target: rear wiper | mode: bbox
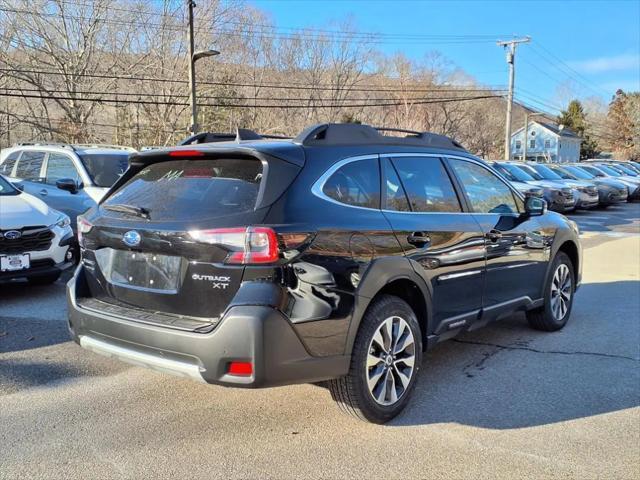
[103,203,151,219]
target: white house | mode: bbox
[511,121,582,163]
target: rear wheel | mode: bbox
[527,252,574,331]
[27,273,61,285]
[328,295,422,424]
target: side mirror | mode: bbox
[56,178,80,194]
[524,196,546,216]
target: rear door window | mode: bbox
[105,159,263,221]
[389,157,461,212]
[14,151,45,181]
[322,159,380,209]
[0,151,21,176]
[45,153,81,185]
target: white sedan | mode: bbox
[0,174,76,284]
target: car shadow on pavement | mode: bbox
[392,280,640,429]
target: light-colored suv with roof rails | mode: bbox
[0,143,134,230]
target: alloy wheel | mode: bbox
[366,316,416,406]
[550,263,572,321]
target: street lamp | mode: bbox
[188,49,220,135]
[187,0,220,134]
[521,111,545,162]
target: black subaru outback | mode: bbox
[67,124,582,423]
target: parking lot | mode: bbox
[1,203,639,480]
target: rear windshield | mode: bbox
[79,153,129,187]
[104,159,262,221]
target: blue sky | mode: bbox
[249,0,640,114]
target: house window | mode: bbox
[515,140,521,150]
[544,139,551,148]
[529,139,535,149]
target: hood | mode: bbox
[595,178,629,189]
[0,192,60,230]
[528,179,568,190]
[558,179,595,189]
[510,181,542,193]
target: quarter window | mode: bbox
[14,151,45,180]
[322,159,380,209]
[448,159,519,214]
[390,157,461,213]
[45,153,80,185]
[0,151,20,176]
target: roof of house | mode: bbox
[511,120,581,139]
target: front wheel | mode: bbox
[328,295,422,424]
[527,252,575,331]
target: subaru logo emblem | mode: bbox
[3,230,21,240]
[123,230,141,247]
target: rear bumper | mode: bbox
[67,267,349,388]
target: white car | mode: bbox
[0,174,76,284]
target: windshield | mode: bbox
[549,166,576,180]
[104,159,263,222]
[565,166,594,180]
[595,164,621,177]
[515,164,543,180]
[491,163,516,181]
[612,164,638,176]
[79,152,130,187]
[497,163,535,181]
[0,175,19,196]
[532,164,563,180]
[580,165,607,177]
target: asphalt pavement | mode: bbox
[1,203,639,480]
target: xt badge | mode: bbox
[192,273,231,289]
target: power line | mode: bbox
[0,67,506,93]
[1,90,504,108]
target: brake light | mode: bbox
[227,361,253,376]
[168,150,204,157]
[77,216,93,245]
[189,226,279,264]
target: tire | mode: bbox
[527,251,575,331]
[27,272,61,285]
[328,295,423,424]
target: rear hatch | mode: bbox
[80,152,300,327]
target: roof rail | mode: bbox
[13,142,135,152]
[293,123,466,150]
[73,143,136,152]
[14,142,75,150]
[179,128,292,145]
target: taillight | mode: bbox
[189,226,279,264]
[77,216,93,245]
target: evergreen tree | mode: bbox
[557,99,600,159]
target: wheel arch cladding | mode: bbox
[558,240,579,283]
[345,258,432,355]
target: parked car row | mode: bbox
[0,143,133,283]
[491,160,639,212]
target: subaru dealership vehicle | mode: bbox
[548,164,628,206]
[526,163,599,209]
[0,174,75,284]
[67,124,582,423]
[489,162,543,198]
[576,164,640,201]
[492,161,576,212]
[0,143,133,230]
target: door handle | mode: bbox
[407,232,431,248]
[39,189,48,196]
[485,230,502,242]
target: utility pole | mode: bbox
[187,0,198,135]
[497,37,530,160]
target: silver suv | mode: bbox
[0,143,134,230]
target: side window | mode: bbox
[383,158,410,211]
[14,151,45,181]
[448,159,519,214]
[45,153,80,185]
[0,151,21,176]
[322,159,380,209]
[390,157,461,213]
